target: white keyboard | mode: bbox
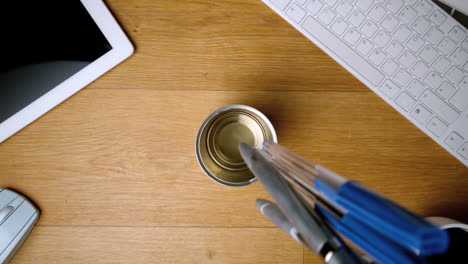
[263,0,468,166]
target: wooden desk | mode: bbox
[1,1,467,263]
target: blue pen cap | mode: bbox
[336,181,450,256]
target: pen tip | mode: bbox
[239,143,255,168]
[255,199,273,213]
[255,198,269,208]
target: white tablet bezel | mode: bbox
[0,0,134,142]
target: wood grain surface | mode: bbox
[11,227,302,264]
[1,0,467,263]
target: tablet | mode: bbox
[0,0,134,142]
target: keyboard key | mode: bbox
[356,0,373,12]
[463,37,468,49]
[406,79,425,97]
[306,0,324,15]
[399,6,417,24]
[411,61,430,78]
[419,45,438,63]
[449,79,468,111]
[439,16,459,35]
[426,117,448,136]
[386,0,404,13]
[380,80,401,98]
[432,56,451,74]
[361,21,379,38]
[449,47,468,66]
[394,69,411,86]
[302,16,385,86]
[343,28,361,45]
[437,82,457,100]
[331,18,349,35]
[445,132,464,149]
[369,4,387,22]
[454,105,468,134]
[271,0,291,10]
[411,104,432,124]
[458,143,468,160]
[424,72,443,89]
[416,0,434,16]
[448,26,467,42]
[454,112,468,142]
[296,0,307,5]
[335,0,353,17]
[429,10,447,26]
[425,27,444,45]
[348,10,366,27]
[396,91,417,111]
[412,17,431,34]
[437,37,456,56]
[381,58,399,75]
[324,0,338,6]
[318,8,336,25]
[446,66,464,85]
[373,30,391,48]
[386,40,404,58]
[407,36,425,53]
[420,89,459,123]
[459,76,468,91]
[398,51,417,69]
[406,0,418,5]
[456,113,468,141]
[394,25,412,43]
[381,14,399,33]
[356,38,374,55]
[287,3,307,23]
[369,49,387,66]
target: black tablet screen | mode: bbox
[0,1,112,123]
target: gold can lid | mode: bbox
[196,105,277,187]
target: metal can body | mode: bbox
[196,105,277,186]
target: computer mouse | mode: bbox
[0,189,39,264]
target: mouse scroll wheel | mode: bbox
[0,206,14,222]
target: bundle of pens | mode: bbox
[238,141,451,264]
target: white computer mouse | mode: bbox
[0,189,39,264]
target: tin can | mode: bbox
[196,105,277,186]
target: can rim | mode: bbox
[195,105,277,187]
